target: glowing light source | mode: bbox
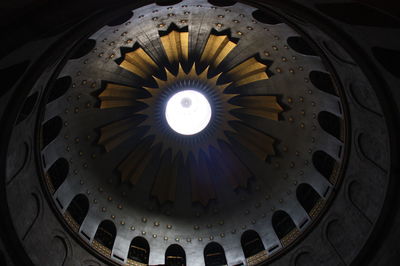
[165,90,212,135]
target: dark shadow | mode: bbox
[128,237,150,264]
[94,220,116,250]
[204,242,227,266]
[272,210,296,239]
[241,230,265,258]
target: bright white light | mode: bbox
[165,90,212,135]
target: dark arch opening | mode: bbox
[372,47,400,78]
[315,3,400,28]
[16,91,38,124]
[208,0,237,7]
[313,150,336,181]
[66,194,89,227]
[287,36,317,56]
[252,10,282,25]
[318,111,342,140]
[204,242,227,266]
[0,250,6,266]
[0,60,30,97]
[128,237,150,264]
[47,158,69,192]
[241,230,265,258]
[155,0,182,6]
[309,71,337,96]
[94,220,116,251]
[70,39,96,59]
[272,210,296,239]
[165,244,186,266]
[296,183,322,213]
[107,11,133,26]
[42,116,63,148]
[47,76,71,103]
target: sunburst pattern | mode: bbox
[98,27,283,205]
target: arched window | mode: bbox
[65,194,89,231]
[313,150,337,181]
[42,116,63,148]
[318,111,342,140]
[47,158,69,193]
[47,76,71,103]
[128,237,150,264]
[296,183,322,214]
[272,210,296,240]
[241,230,265,258]
[204,242,227,266]
[165,244,186,266]
[93,220,116,254]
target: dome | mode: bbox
[1,0,399,265]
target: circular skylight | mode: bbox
[165,90,212,135]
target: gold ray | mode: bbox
[230,123,276,161]
[189,152,216,206]
[98,117,143,152]
[99,28,282,205]
[151,150,180,204]
[142,86,159,97]
[99,83,143,109]
[227,57,269,87]
[233,96,283,120]
[160,31,189,64]
[176,63,187,79]
[216,83,233,94]
[119,47,158,79]
[235,109,280,120]
[118,138,155,184]
[138,86,161,108]
[208,72,223,86]
[153,67,176,88]
[198,66,209,80]
[187,63,198,78]
[200,34,237,68]
[216,141,252,189]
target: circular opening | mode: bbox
[165,90,212,135]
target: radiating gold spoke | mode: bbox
[98,26,284,205]
[189,151,216,206]
[161,31,189,64]
[151,149,181,204]
[119,47,158,79]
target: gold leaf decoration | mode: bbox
[98,27,284,206]
[151,150,181,204]
[117,138,156,184]
[189,151,216,206]
[229,122,276,161]
[160,30,189,64]
[233,96,283,121]
[226,57,269,87]
[98,116,144,152]
[119,47,158,79]
[199,34,237,68]
[99,83,144,109]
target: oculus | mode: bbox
[165,90,212,136]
